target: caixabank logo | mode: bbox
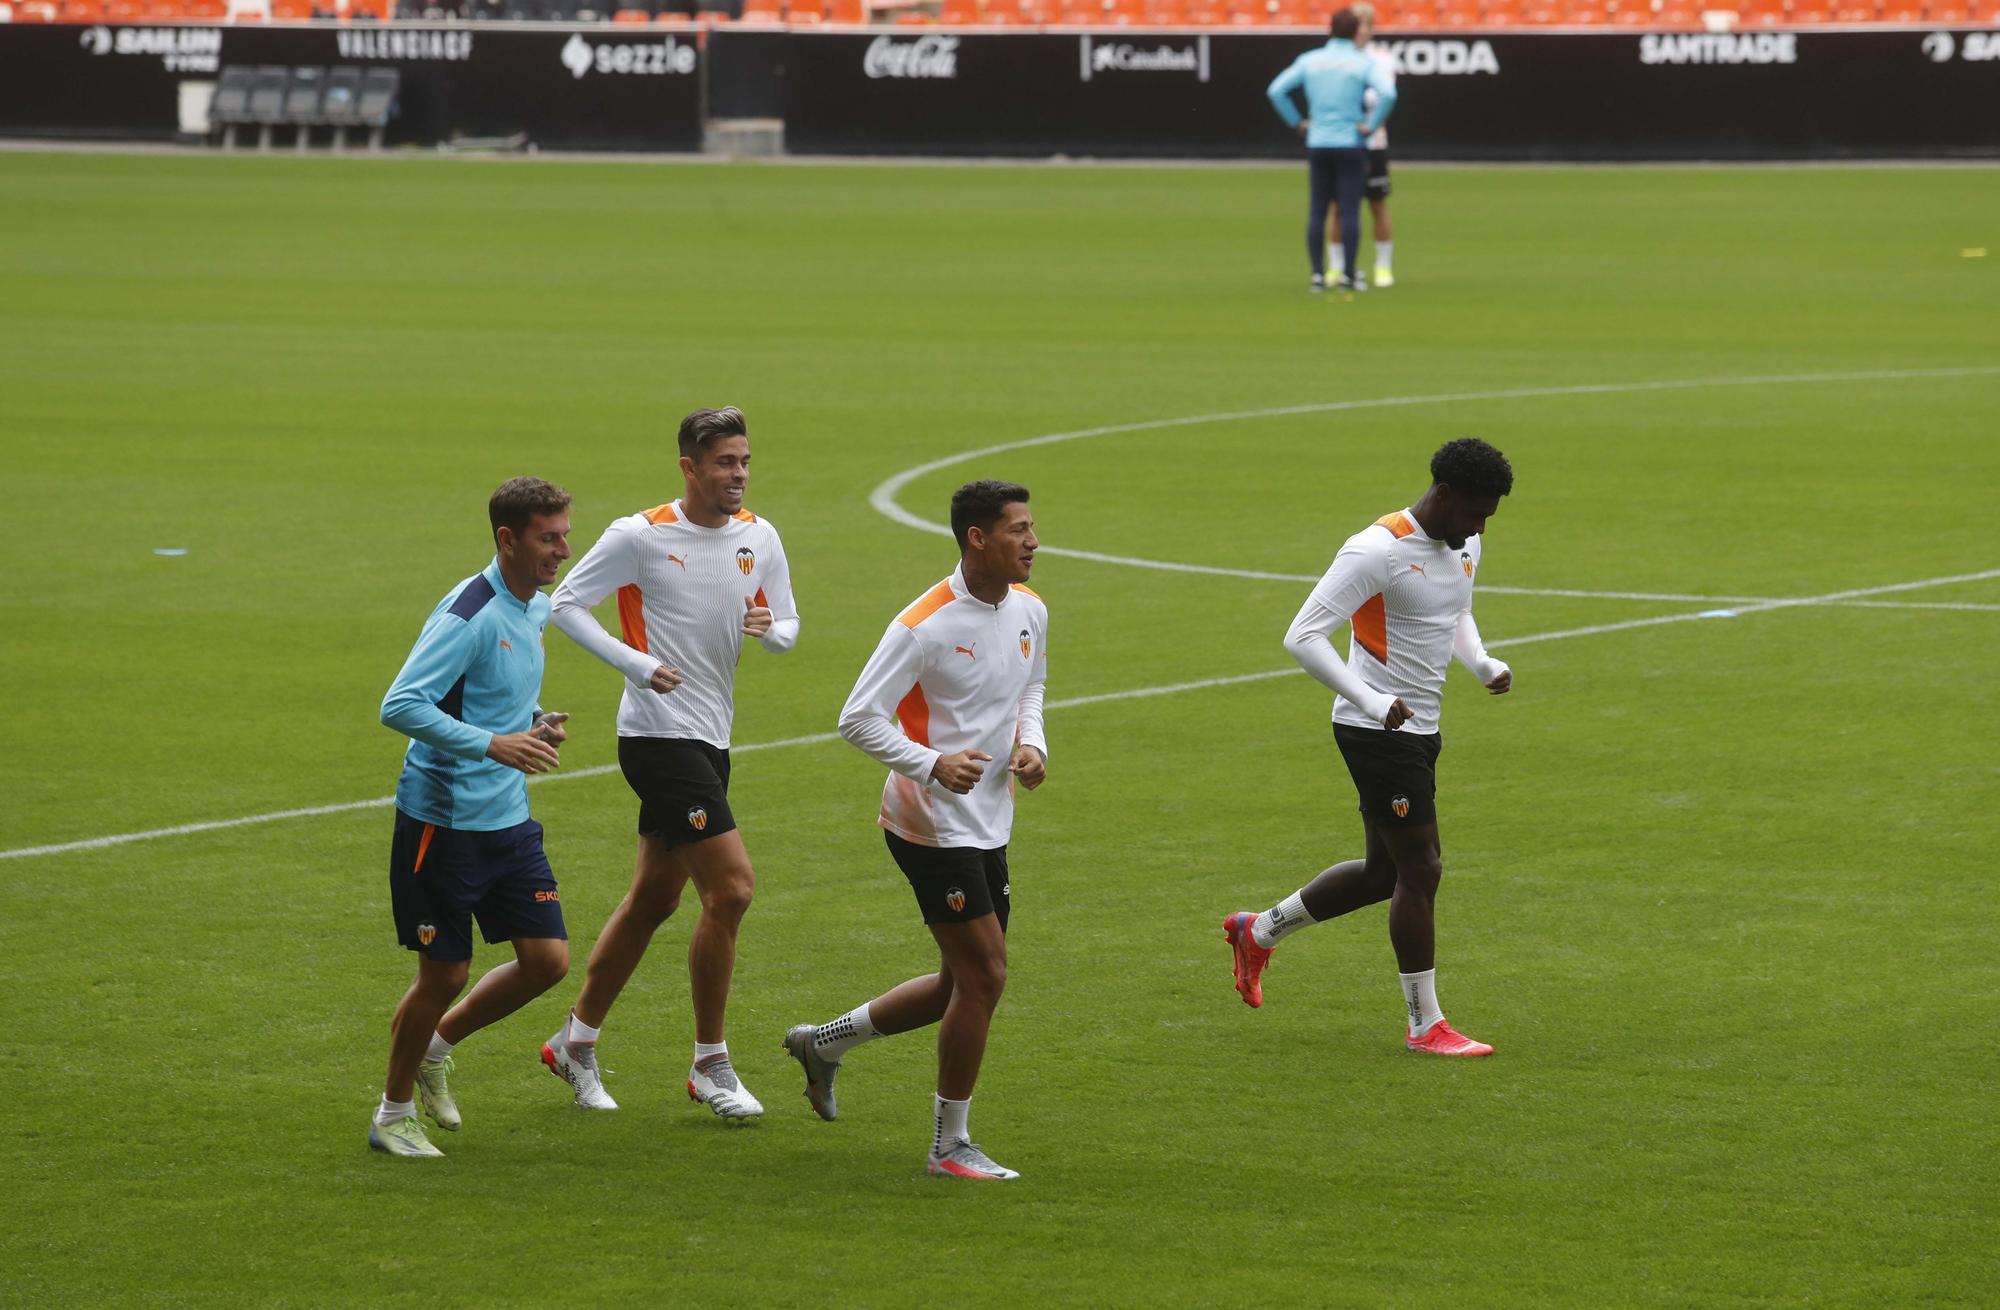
[560,32,697,80]
[1078,34,1211,82]
[79,24,221,72]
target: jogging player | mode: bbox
[785,480,1048,1181]
[1267,7,1398,293]
[541,406,799,1119]
[1224,439,1513,1056]
[371,476,576,1158]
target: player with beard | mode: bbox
[785,480,1048,1181]
[1224,439,1513,1056]
[540,406,800,1119]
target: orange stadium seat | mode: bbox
[1481,0,1521,20]
[1786,2,1828,17]
[1018,0,1056,19]
[1927,0,1967,18]
[1563,0,1606,19]
[788,0,827,20]
[1654,0,1700,20]
[59,0,103,18]
[1224,0,1260,22]
[739,1,781,17]
[271,0,311,16]
[656,8,695,18]
[892,8,931,19]
[826,0,862,17]
[1608,0,1650,20]
[696,9,733,19]
[1875,0,1922,15]
[1184,0,1226,21]
[613,7,649,19]
[1060,0,1103,19]
[1738,0,1787,24]
[1105,0,1145,22]
[1145,0,1187,21]
[1437,0,1481,23]
[15,0,58,17]
[939,0,975,17]
[1393,3,1445,25]
[1829,1,1872,16]
[1267,0,1308,21]
[1521,1,1562,20]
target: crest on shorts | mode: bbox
[736,547,755,576]
[1391,795,1411,819]
[416,922,437,946]
[1019,628,1031,659]
[945,887,966,913]
[688,807,708,831]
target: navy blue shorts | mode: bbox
[389,810,566,962]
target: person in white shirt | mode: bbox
[1330,3,1398,288]
[1225,439,1512,1057]
[784,480,1048,1182]
[538,406,800,1119]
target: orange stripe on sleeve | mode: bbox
[1010,583,1042,600]
[897,683,932,746]
[617,584,649,654]
[753,587,768,608]
[1374,511,1417,539]
[732,509,757,523]
[1353,594,1388,664]
[414,823,437,874]
[897,580,958,630]
[644,503,679,524]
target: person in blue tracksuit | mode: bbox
[1267,7,1398,292]
[367,476,576,1158]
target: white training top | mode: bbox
[1364,46,1395,151]
[1283,508,1505,736]
[838,565,1049,851]
[550,500,799,749]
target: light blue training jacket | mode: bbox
[1266,38,1398,150]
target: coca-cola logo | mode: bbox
[863,35,959,80]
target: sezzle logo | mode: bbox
[336,29,472,61]
[1374,39,1498,76]
[863,34,959,79]
[736,547,755,575]
[687,806,708,831]
[945,887,967,913]
[81,24,221,71]
[1079,34,1210,82]
[561,32,697,80]
[1638,32,1796,64]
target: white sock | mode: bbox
[1325,242,1338,275]
[813,1003,879,1062]
[375,1095,416,1126]
[693,1040,728,1063]
[933,1094,971,1152]
[1375,240,1393,271]
[1400,968,1444,1037]
[424,1033,454,1064]
[566,1013,601,1045]
[1252,891,1317,950]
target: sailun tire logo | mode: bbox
[560,32,697,79]
[1375,39,1498,76]
[863,34,959,79]
[80,24,221,71]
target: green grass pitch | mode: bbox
[2,152,1996,1307]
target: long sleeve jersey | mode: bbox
[839,565,1049,850]
[1283,509,1506,735]
[381,559,549,831]
[1267,37,1398,149]
[549,501,798,750]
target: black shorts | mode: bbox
[618,736,735,848]
[389,810,566,963]
[1366,148,1392,200]
[884,830,1010,934]
[1334,724,1440,828]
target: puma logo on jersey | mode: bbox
[499,639,512,651]
[666,554,688,569]
[954,643,978,660]
[1409,563,1427,576]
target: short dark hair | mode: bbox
[678,406,748,461]
[1330,8,1360,37]
[1430,438,1513,498]
[950,480,1030,550]
[489,476,571,541]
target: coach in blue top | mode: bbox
[368,476,576,1159]
[1267,8,1397,293]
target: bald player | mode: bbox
[1224,438,1512,1056]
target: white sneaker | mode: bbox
[927,1138,1019,1181]
[414,1055,461,1132]
[1373,266,1395,288]
[687,1052,763,1120]
[541,1031,618,1111]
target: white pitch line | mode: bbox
[8,566,1995,865]
[868,364,2000,591]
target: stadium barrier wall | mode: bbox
[2,22,1996,158]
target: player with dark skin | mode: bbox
[1286,478,1506,974]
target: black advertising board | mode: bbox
[774,27,2000,160]
[2,22,1996,158]
[0,22,705,150]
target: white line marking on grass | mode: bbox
[8,567,1993,865]
[868,365,2000,587]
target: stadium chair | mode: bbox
[1481,0,1521,20]
[1926,0,1966,17]
[892,8,930,19]
[1607,0,1650,19]
[282,64,323,149]
[1738,0,1786,24]
[1875,0,1921,16]
[14,1,57,18]
[209,67,255,147]
[939,0,976,17]
[1437,0,1481,24]
[1828,0,1871,15]
[738,1,779,17]
[1145,0,1187,21]
[349,66,397,149]
[58,0,103,19]
[1561,0,1605,18]
[243,65,288,148]
[316,64,360,144]
[1654,0,1699,20]
[612,6,649,18]
[1521,0,1561,20]
[695,8,732,19]
[271,0,310,15]
[826,0,862,18]
[1056,0,1099,19]
[1785,1,1827,16]
[787,0,826,19]
[656,6,693,15]
[1267,0,1308,21]
[1185,0,1226,20]
[1104,0,1144,21]
[1392,2,1445,25]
